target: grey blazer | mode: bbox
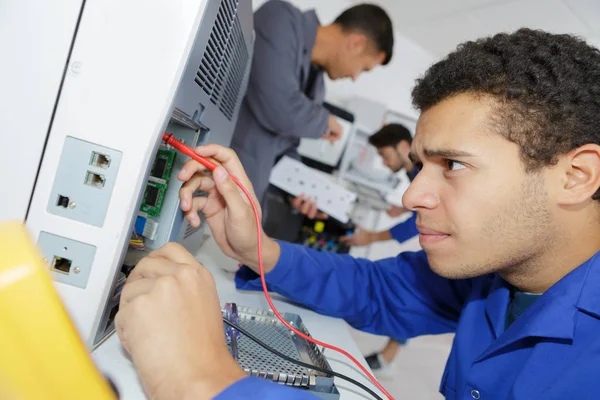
[230,0,328,216]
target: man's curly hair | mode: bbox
[412,28,600,199]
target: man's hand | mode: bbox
[290,194,328,220]
[340,229,375,246]
[321,115,343,143]
[177,145,280,270]
[341,229,392,246]
[386,205,408,218]
[115,243,246,400]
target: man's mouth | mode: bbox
[416,225,450,245]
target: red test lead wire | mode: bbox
[162,132,394,400]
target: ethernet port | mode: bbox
[90,152,111,169]
[84,171,106,188]
[51,256,72,275]
[57,195,70,208]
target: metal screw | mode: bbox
[69,202,76,209]
[70,61,82,75]
[74,267,81,274]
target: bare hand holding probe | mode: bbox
[162,132,393,400]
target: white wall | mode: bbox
[252,0,437,123]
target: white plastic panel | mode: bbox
[297,117,354,167]
[269,156,356,223]
[0,0,83,221]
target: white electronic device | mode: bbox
[297,103,355,167]
[1,0,254,348]
[297,118,354,167]
[269,156,357,223]
[338,124,401,195]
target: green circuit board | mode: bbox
[149,149,177,182]
[140,180,166,217]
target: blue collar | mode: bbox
[477,251,600,362]
[407,167,419,182]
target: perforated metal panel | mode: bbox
[221,304,338,396]
[195,0,249,120]
[235,318,312,377]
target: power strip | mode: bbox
[268,156,356,223]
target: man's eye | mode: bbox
[446,160,466,171]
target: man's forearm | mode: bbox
[241,235,281,274]
[150,359,246,400]
[372,230,393,243]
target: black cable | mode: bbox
[223,318,383,400]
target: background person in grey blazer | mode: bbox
[230,0,394,222]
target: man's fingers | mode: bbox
[300,198,312,215]
[127,255,179,282]
[308,202,318,219]
[212,166,250,220]
[184,196,209,227]
[120,277,155,306]
[126,242,200,282]
[191,145,254,191]
[316,212,329,220]
[114,309,130,354]
[149,242,202,266]
[180,174,214,211]
[177,158,215,182]
[292,194,304,209]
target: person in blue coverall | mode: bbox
[340,123,419,375]
[115,29,600,399]
[341,123,419,248]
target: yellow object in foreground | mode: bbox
[0,222,115,400]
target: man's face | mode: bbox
[402,93,557,279]
[326,34,385,81]
[377,145,406,173]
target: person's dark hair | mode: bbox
[369,123,412,148]
[412,28,600,199]
[334,4,394,65]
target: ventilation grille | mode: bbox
[183,222,200,240]
[195,0,249,120]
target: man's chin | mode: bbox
[426,255,481,280]
[325,70,346,81]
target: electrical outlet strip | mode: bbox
[269,156,356,223]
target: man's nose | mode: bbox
[402,173,440,211]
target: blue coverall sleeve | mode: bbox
[214,377,318,399]
[235,242,474,338]
[389,213,419,243]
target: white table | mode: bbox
[93,234,384,399]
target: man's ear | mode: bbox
[346,32,367,53]
[558,144,600,205]
[396,140,411,156]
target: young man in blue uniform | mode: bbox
[341,123,419,374]
[342,123,419,247]
[116,29,600,399]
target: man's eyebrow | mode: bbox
[410,148,476,162]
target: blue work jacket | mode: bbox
[389,212,418,243]
[215,242,600,399]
